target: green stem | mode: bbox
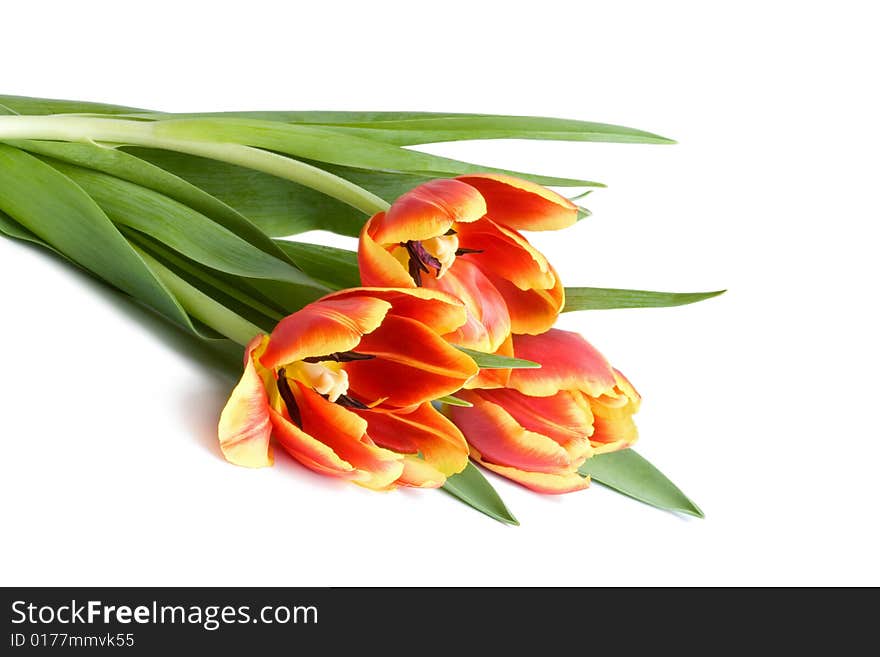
[134,246,262,346]
[0,115,390,215]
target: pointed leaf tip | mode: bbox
[442,462,519,525]
[563,287,726,311]
[578,449,703,518]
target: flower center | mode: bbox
[400,231,483,286]
[296,361,349,402]
[421,233,459,278]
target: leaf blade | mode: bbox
[442,462,519,525]
[455,346,541,370]
[578,449,703,518]
[154,118,603,188]
[0,144,207,336]
[564,287,726,311]
[5,138,295,264]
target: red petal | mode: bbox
[456,218,555,291]
[449,391,572,473]
[456,174,577,231]
[369,179,486,244]
[358,214,417,288]
[508,329,617,397]
[218,335,274,468]
[587,369,641,454]
[345,315,479,408]
[471,447,590,494]
[357,403,469,481]
[476,388,593,464]
[483,268,564,335]
[284,381,404,490]
[324,286,467,336]
[425,258,511,353]
[261,296,392,368]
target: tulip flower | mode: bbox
[358,174,577,355]
[446,329,640,494]
[218,288,477,489]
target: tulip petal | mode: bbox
[471,448,590,494]
[397,456,447,488]
[508,329,618,398]
[476,388,594,464]
[456,174,577,231]
[324,286,468,336]
[261,296,392,368]
[345,315,479,408]
[370,178,487,244]
[270,407,359,478]
[484,268,564,335]
[218,335,274,468]
[449,391,572,473]
[288,381,404,490]
[358,215,418,288]
[356,403,469,481]
[425,258,512,353]
[587,369,641,454]
[456,219,555,291]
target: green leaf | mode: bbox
[6,139,294,264]
[274,240,360,289]
[442,462,519,525]
[120,108,674,146]
[0,94,145,116]
[564,287,726,311]
[122,227,283,332]
[0,144,209,337]
[435,394,473,408]
[41,158,328,293]
[455,346,541,370]
[153,118,603,188]
[578,449,703,518]
[126,148,377,237]
[278,116,676,147]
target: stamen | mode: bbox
[455,247,484,256]
[302,351,375,363]
[334,394,370,410]
[276,368,302,427]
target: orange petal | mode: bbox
[425,258,511,353]
[397,456,448,488]
[287,381,404,490]
[218,335,275,468]
[471,447,590,494]
[508,329,617,398]
[345,315,479,408]
[456,218,556,291]
[324,286,467,336]
[261,295,392,368]
[456,174,577,231]
[370,179,487,244]
[483,267,564,335]
[356,403,469,482]
[270,407,358,479]
[587,369,641,454]
[475,388,593,464]
[358,214,417,288]
[463,334,514,389]
[449,391,573,474]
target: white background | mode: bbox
[1,1,877,586]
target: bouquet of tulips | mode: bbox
[0,95,721,523]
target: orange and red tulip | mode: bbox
[218,288,476,489]
[358,174,577,354]
[446,329,640,494]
